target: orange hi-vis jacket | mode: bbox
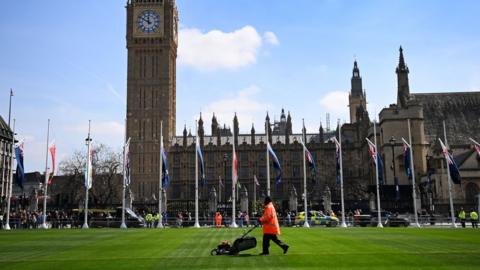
[215,213,222,227]
[260,202,280,235]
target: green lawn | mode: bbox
[0,227,479,270]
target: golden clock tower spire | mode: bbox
[126,0,178,201]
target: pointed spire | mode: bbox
[265,111,270,122]
[396,46,410,107]
[280,108,286,122]
[251,123,255,134]
[398,46,406,70]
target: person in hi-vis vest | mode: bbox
[259,196,289,255]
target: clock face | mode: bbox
[137,10,161,33]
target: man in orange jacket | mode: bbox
[259,196,289,255]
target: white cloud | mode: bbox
[66,121,124,144]
[201,85,271,132]
[179,26,278,71]
[263,31,279,46]
[319,91,349,124]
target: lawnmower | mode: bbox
[210,225,257,255]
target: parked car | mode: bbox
[295,211,339,227]
[370,211,410,227]
[90,208,146,228]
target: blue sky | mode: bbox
[0,0,479,172]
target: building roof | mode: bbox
[171,131,336,147]
[411,91,480,145]
[0,115,13,140]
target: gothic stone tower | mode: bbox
[126,0,178,200]
[348,60,367,123]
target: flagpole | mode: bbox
[194,120,200,228]
[253,175,256,215]
[443,121,457,228]
[83,120,92,229]
[40,119,50,229]
[120,119,128,229]
[266,124,270,197]
[231,121,238,228]
[301,119,310,228]
[407,119,420,227]
[157,121,164,228]
[373,121,383,228]
[4,119,15,230]
[338,125,347,228]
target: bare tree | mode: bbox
[58,143,122,208]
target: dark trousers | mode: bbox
[262,234,288,254]
[461,219,466,228]
[472,220,478,228]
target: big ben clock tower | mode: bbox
[126,0,178,200]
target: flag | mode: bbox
[123,138,131,187]
[15,142,25,189]
[254,175,260,186]
[475,144,480,157]
[219,176,224,188]
[333,138,341,184]
[233,146,238,186]
[403,141,413,180]
[48,141,56,185]
[301,141,317,176]
[267,142,283,185]
[366,138,384,184]
[196,136,206,187]
[439,139,461,184]
[85,144,93,189]
[161,146,170,188]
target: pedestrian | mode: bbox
[244,211,249,227]
[470,209,478,228]
[259,196,289,255]
[145,212,153,228]
[215,212,222,228]
[459,208,466,228]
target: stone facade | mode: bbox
[126,0,178,204]
[0,115,14,201]
[380,47,480,212]
[124,2,480,214]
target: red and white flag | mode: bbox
[48,141,56,185]
[232,148,238,186]
[366,138,377,165]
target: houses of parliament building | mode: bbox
[125,0,480,213]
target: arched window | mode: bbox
[465,182,479,203]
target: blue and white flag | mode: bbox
[196,136,206,187]
[123,138,131,187]
[366,138,384,185]
[85,145,93,189]
[403,141,413,180]
[15,142,25,189]
[161,146,170,188]
[439,139,461,185]
[267,142,283,185]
